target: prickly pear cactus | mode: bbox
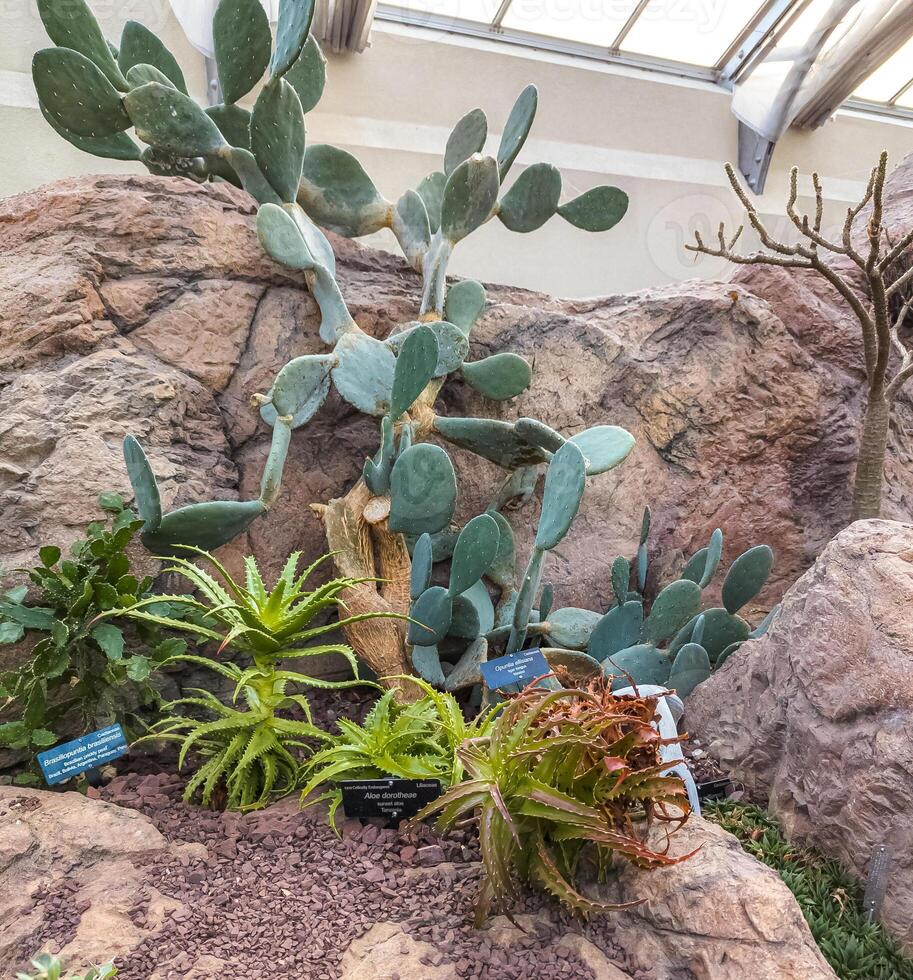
[33,0,636,696]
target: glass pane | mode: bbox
[774,0,869,56]
[854,36,913,103]
[501,0,640,49]
[387,0,502,24]
[620,0,768,67]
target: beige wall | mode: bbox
[3,3,913,296]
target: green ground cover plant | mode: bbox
[705,800,913,980]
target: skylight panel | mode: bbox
[500,0,640,50]
[853,35,913,103]
[619,0,769,67]
[390,0,502,24]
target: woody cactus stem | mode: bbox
[686,153,913,522]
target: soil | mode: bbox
[72,691,654,980]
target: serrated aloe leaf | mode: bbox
[669,643,712,698]
[535,442,587,552]
[545,607,601,651]
[568,425,635,476]
[251,78,306,203]
[441,155,500,244]
[39,100,140,161]
[392,189,432,270]
[416,171,446,233]
[141,500,266,555]
[205,104,251,150]
[412,645,446,686]
[602,643,669,691]
[433,417,548,469]
[558,186,629,232]
[119,21,187,93]
[332,331,395,416]
[408,586,453,646]
[448,513,500,597]
[285,36,326,114]
[722,545,774,614]
[299,144,390,237]
[390,324,438,421]
[272,0,316,77]
[410,533,434,601]
[497,84,537,179]
[37,0,127,89]
[699,528,724,589]
[263,353,333,428]
[498,163,561,233]
[444,280,486,337]
[444,107,487,176]
[125,82,226,157]
[125,64,175,89]
[33,48,131,139]
[123,436,162,531]
[214,0,272,104]
[589,601,643,662]
[462,353,532,400]
[389,444,457,536]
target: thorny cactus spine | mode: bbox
[34,0,636,694]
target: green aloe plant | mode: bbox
[417,677,695,924]
[299,677,498,827]
[16,953,115,980]
[112,548,399,809]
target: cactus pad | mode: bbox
[416,171,446,233]
[558,186,629,232]
[444,108,487,176]
[461,353,532,400]
[389,444,457,535]
[142,500,267,555]
[544,607,601,650]
[448,513,500,596]
[535,441,587,551]
[119,21,187,93]
[285,36,326,114]
[410,533,434,600]
[498,163,561,233]
[497,84,538,179]
[213,0,272,104]
[722,545,774,613]
[641,579,702,645]
[270,0,316,78]
[125,82,227,157]
[433,417,548,469]
[250,78,306,203]
[515,418,565,453]
[441,155,500,243]
[588,600,643,661]
[37,0,127,90]
[300,144,390,237]
[262,353,334,427]
[602,644,670,691]
[123,436,162,531]
[669,607,750,663]
[408,586,453,646]
[444,280,486,336]
[668,643,712,698]
[568,425,635,475]
[332,331,395,416]
[390,324,439,421]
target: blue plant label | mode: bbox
[37,724,128,786]
[480,647,550,690]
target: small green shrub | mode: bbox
[121,549,394,810]
[705,800,913,980]
[299,677,498,827]
[418,677,694,924]
[0,495,185,767]
[16,952,115,980]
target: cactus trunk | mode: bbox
[852,390,889,521]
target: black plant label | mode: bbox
[341,778,442,822]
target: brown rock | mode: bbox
[338,921,458,979]
[595,815,836,979]
[3,173,913,654]
[687,519,913,953]
[0,786,184,974]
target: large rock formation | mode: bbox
[0,785,187,974]
[2,173,913,624]
[687,519,913,953]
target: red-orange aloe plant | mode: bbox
[416,676,695,924]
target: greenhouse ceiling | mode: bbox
[375,0,913,116]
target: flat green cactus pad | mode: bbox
[498,163,561,233]
[386,321,468,377]
[448,513,500,597]
[412,645,446,686]
[37,0,127,90]
[433,417,548,469]
[603,643,670,691]
[588,600,643,661]
[544,607,601,650]
[416,171,446,233]
[462,353,532,400]
[123,436,162,531]
[392,190,432,269]
[119,21,187,93]
[535,441,587,551]
[408,586,453,646]
[445,636,488,691]
[515,417,565,453]
[262,353,334,427]
[568,425,635,475]
[669,607,751,663]
[300,144,389,237]
[33,48,132,139]
[257,203,315,270]
[444,280,486,336]
[213,0,272,105]
[558,186,629,232]
[641,579,702,645]
[444,108,487,176]
[390,325,438,420]
[410,533,434,600]
[271,0,316,78]
[332,331,395,416]
[497,84,538,179]
[125,82,226,157]
[142,499,267,555]
[39,101,140,161]
[285,36,326,114]
[669,643,712,697]
[251,78,306,203]
[722,545,774,614]
[389,444,457,535]
[206,104,252,149]
[441,155,500,244]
